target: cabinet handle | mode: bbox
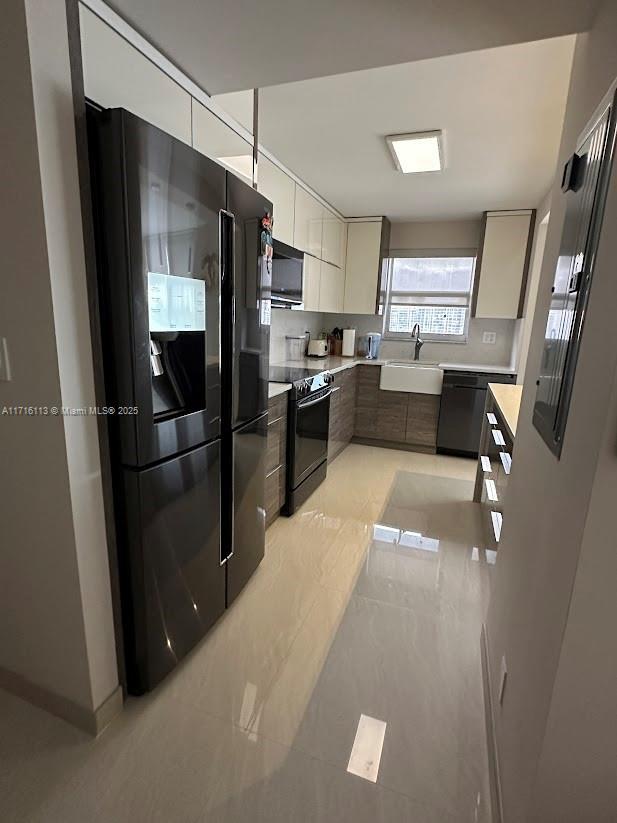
[266,464,283,480]
[492,429,506,446]
[267,414,285,427]
[500,452,512,475]
[485,478,498,502]
[491,510,503,543]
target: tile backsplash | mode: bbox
[270,308,516,368]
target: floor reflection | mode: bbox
[0,445,493,823]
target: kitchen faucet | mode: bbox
[411,323,424,361]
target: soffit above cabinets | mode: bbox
[105,0,598,93]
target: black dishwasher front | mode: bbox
[437,371,516,457]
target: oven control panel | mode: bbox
[296,371,332,397]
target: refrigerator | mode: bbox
[87,106,272,694]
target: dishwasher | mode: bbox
[437,370,516,457]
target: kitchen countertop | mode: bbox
[270,356,516,377]
[268,382,292,399]
[439,362,516,375]
[488,382,523,438]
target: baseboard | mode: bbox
[351,437,435,454]
[0,665,123,736]
[481,624,504,823]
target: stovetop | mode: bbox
[269,365,327,384]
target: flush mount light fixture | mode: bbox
[386,130,444,174]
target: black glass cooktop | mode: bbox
[269,365,328,384]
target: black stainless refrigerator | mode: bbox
[87,106,271,694]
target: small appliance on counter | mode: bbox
[285,335,307,361]
[307,338,328,358]
[358,332,382,359]
[342,328,356,357]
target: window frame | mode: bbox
[381,248,477,344]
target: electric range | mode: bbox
[269,366,334,514]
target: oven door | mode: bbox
[292,389,332,488]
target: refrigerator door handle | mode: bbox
[220,437,234,566]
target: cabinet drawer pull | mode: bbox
[500,452,512,475]
[487,412,498,425]
[480,455,492,472]
[485,478,498,502]
[266,464,283,480]
[267,414,285,427]
[492,429,506,446]
[491,510,503,543]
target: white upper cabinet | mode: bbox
[80,6,192,145]
[303,255,321,312]
[257,154,295,246]
[319,261,345,313]
[343,221,384,314]
[321,208,345,267]
[294,186,323,257]
[192,101,254,185]
[473,210,535,319]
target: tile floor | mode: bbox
[0,445,494,823]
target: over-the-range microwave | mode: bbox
[271,239,304,308]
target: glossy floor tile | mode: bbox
[0,444,493,823]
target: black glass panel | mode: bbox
[533,90,616,456]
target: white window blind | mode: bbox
[381,253,476,341]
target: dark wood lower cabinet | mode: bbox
[353,365,440,452]
[328,367,357,462]
[266,393,288,527]
[405,393,440,450]
[474,391,514,550]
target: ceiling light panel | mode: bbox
[386,130,443,174]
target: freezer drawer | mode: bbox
[121,439,224,694]
[226,413,267,605]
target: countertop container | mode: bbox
[285,335,306,361]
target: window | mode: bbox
[381,253,476,342]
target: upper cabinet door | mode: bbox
[343,221,383,314]
[80,6,192,145]
[294,187,323,257]
[192,101,254,186]
[257,154,295,246]
[303,255,321,312]
[322,208,344,267]
[319,262,345,313]
[473,210,535,319]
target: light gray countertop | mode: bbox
[268,382,292,399]
[269,356,516,377]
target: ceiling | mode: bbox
[106,0,598,94]
[257,36,576,220]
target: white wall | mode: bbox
[484,1,617,819]
[389,218,481,251]
[0,0,119,729]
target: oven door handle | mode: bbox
[297,389,333,409]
